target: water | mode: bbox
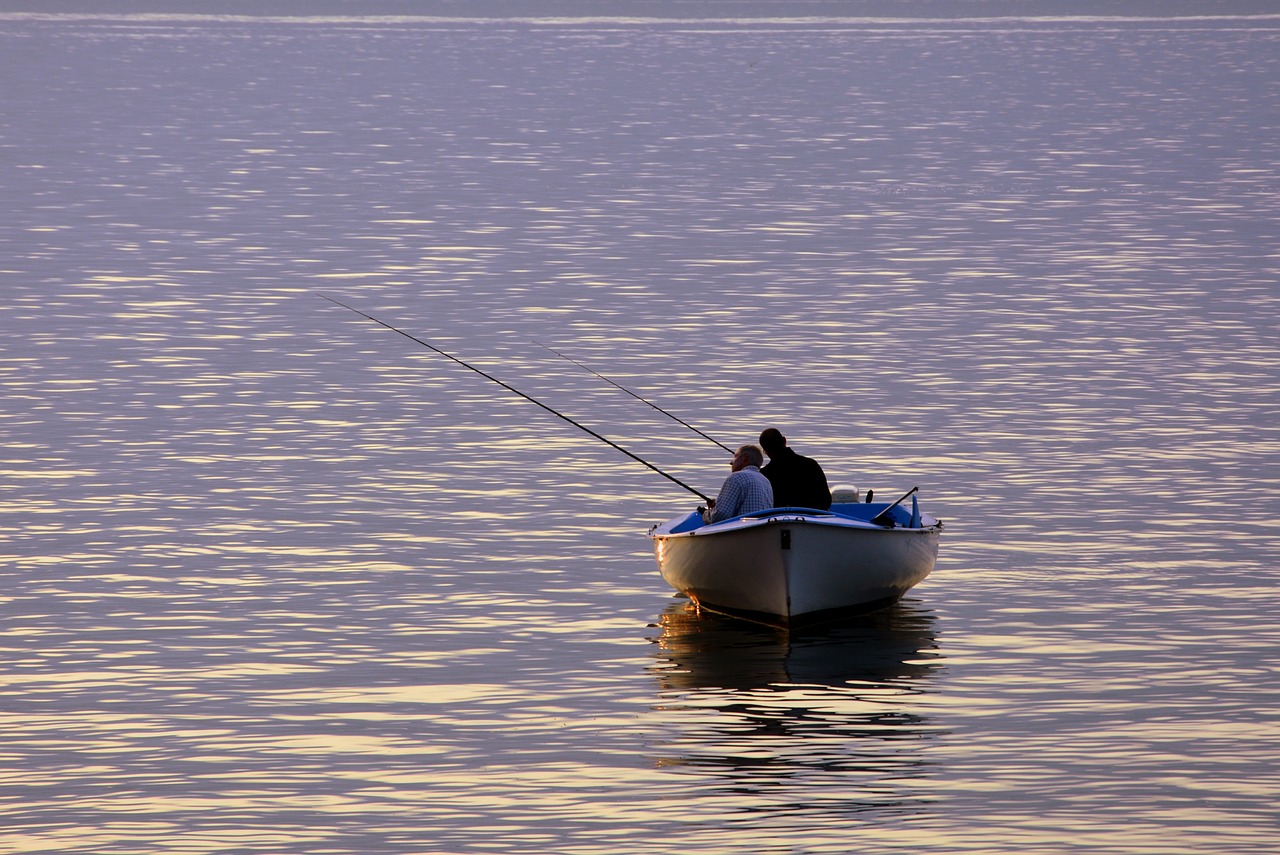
[1,5,1278,853]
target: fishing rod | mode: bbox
[319,293,712,503]
[533,340,734,454]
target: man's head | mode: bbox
[732,444,765,471]
[758,428,786,458]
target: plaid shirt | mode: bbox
[705,465,774,523]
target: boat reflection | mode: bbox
[646,600,943,803]
[649,598,942,692]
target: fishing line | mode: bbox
[319,293,712,502]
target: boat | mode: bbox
[648,488,942,626]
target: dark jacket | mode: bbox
[760,447,832,510]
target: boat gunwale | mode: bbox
[649,505,942,539]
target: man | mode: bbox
[703,444,774,524]
[758,428,831,510]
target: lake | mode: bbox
[1,4,1277,853]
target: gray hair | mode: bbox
[737,444,765,468]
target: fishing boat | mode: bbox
[649,489,942,625]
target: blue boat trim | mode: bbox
[664,502,931,535]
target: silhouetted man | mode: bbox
[758,428,831,510]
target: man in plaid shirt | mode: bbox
[702,444,775,524]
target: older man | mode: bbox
[702,444,774,524]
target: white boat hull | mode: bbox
[649,502,941,624]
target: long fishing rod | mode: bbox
[319,293,712,503]
[533,340,734,454]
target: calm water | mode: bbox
[2,5,1278,853]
